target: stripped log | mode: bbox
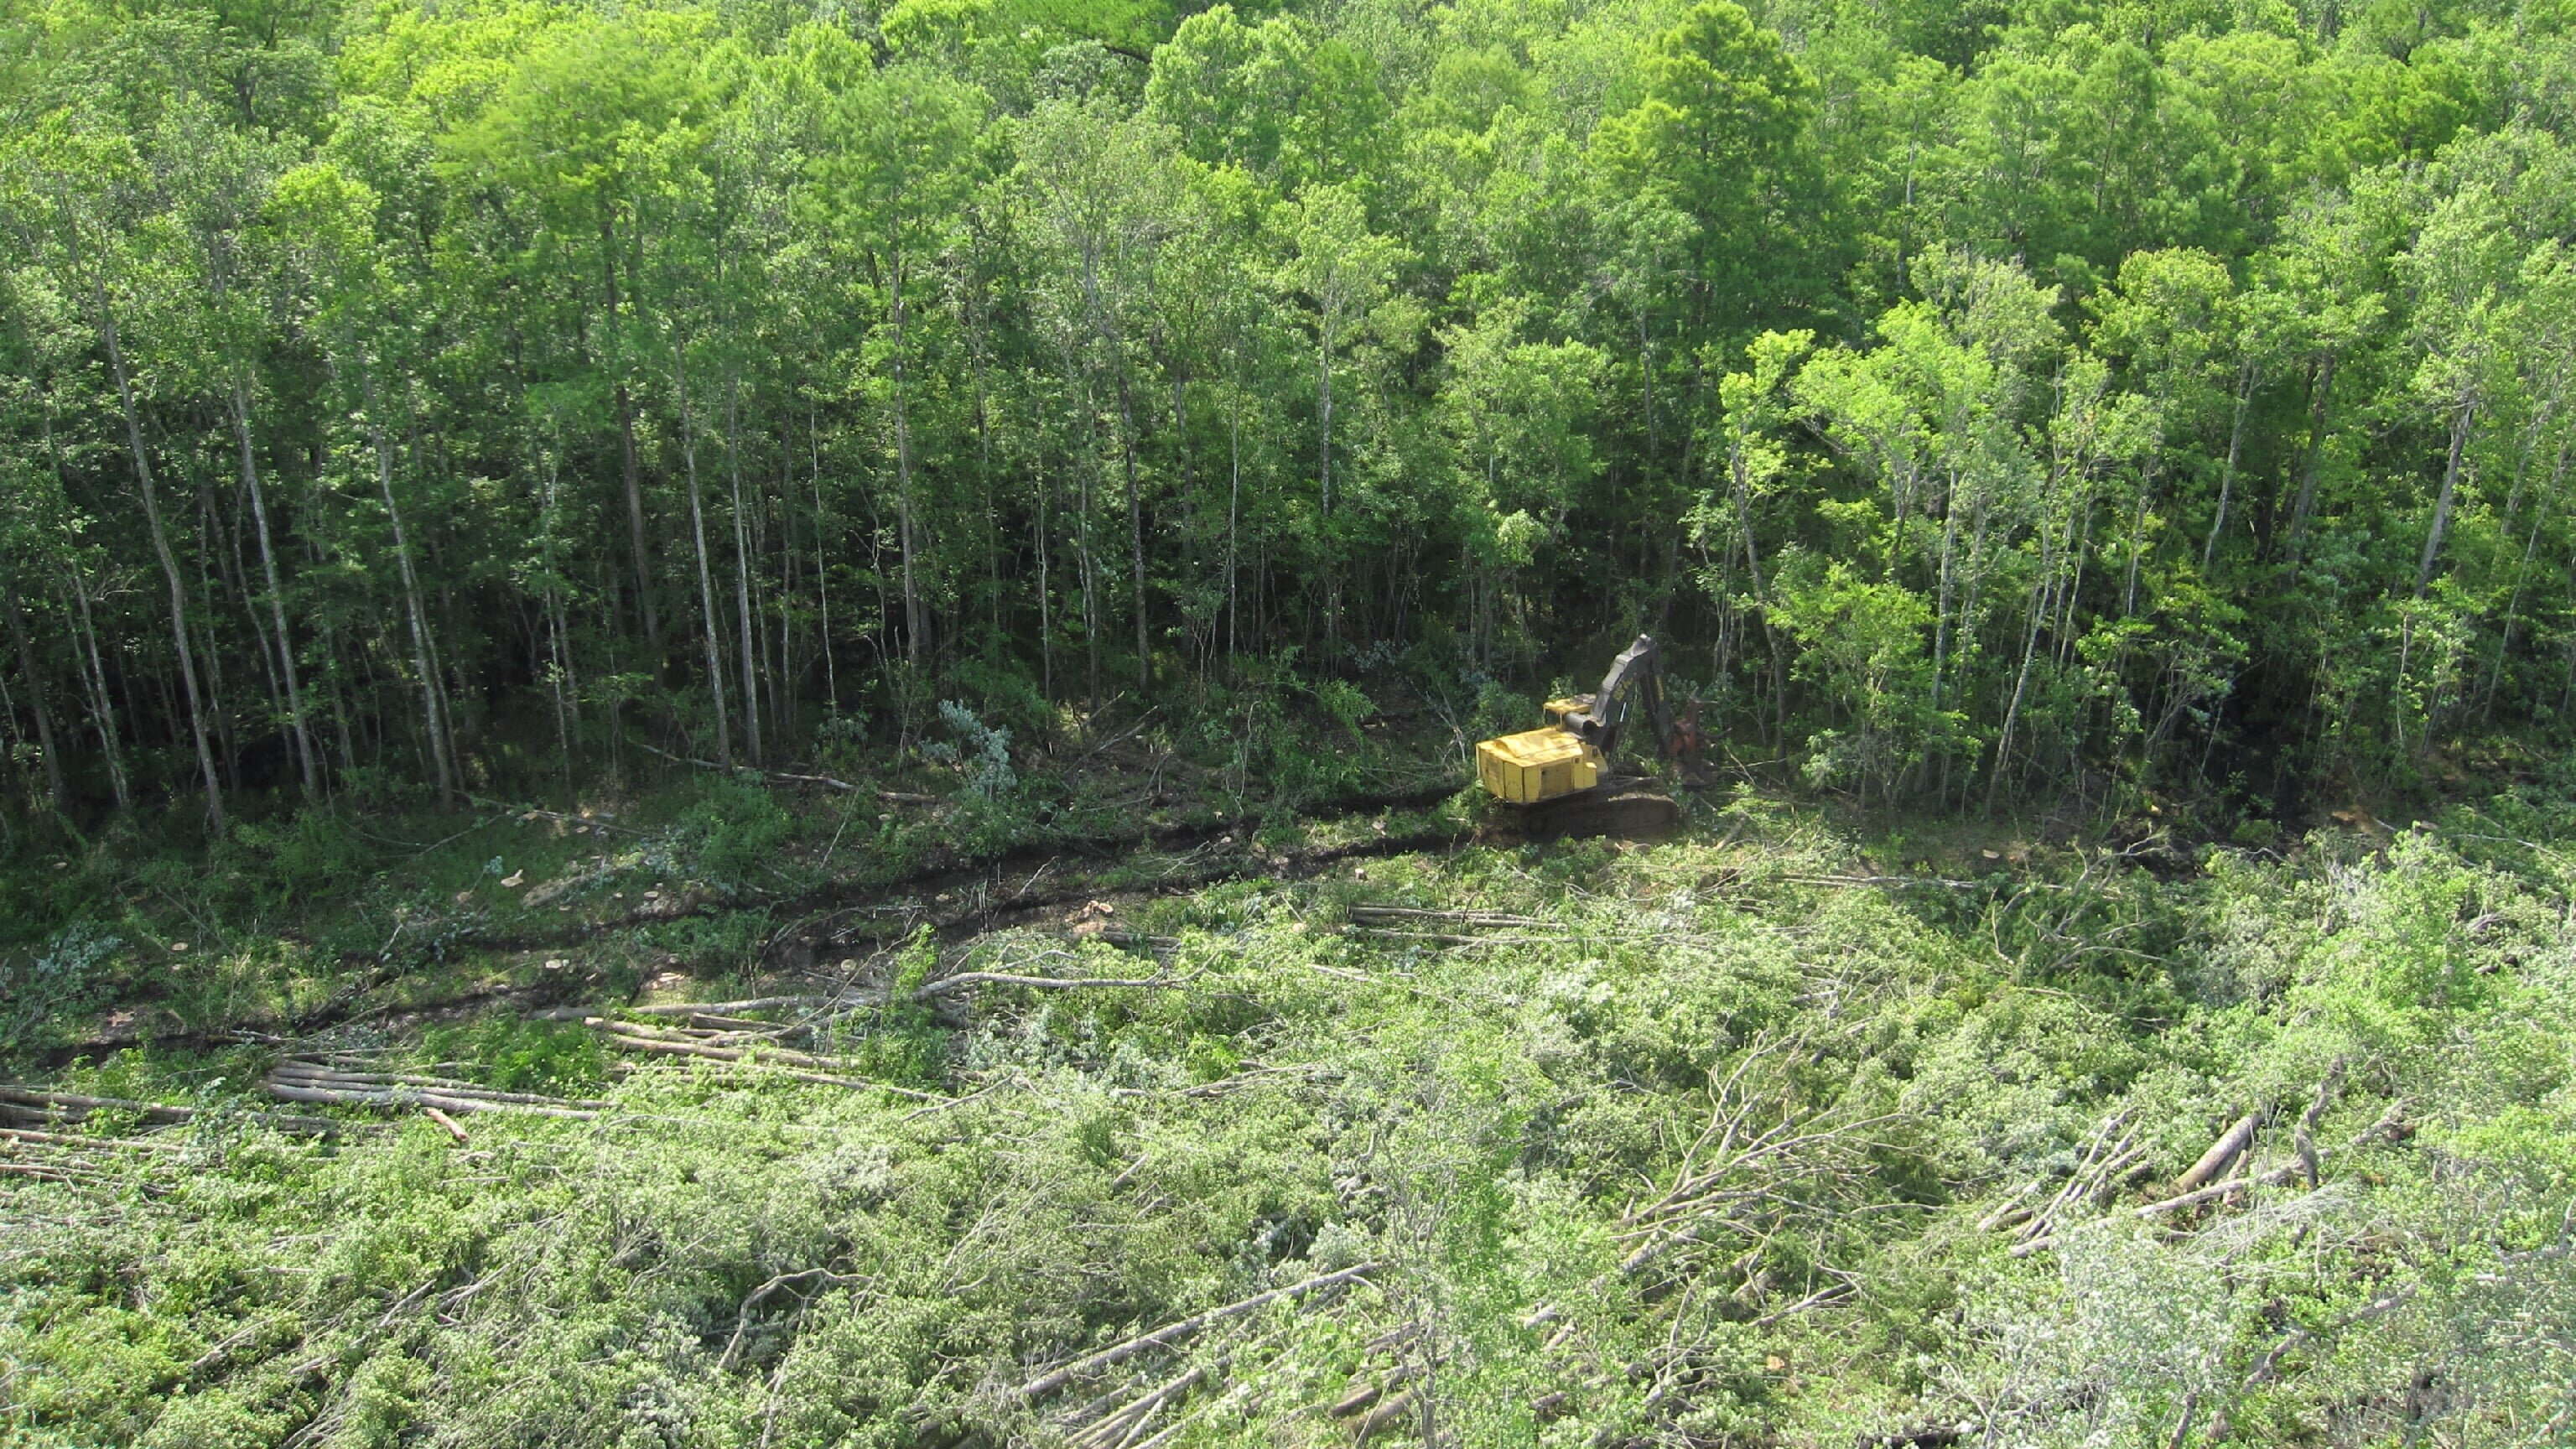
[1070,1364,1207,1449]
[1856,1426,1966,1448]
[600,1018,838,1063]
[0,1085,198,1125]
[1346,905,1546,928]
[2135,1176,2256,1218]
[1353,1389,1419,1440]
[598,1022,847,1072]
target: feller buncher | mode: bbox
[1474,634,1703,839]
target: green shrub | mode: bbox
[673,779,793,891]
[925,699,1018,800]
[1,921,123,1053]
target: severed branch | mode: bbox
[635,740,860,794]
[1017,1263,1379,1401]
[1071,1363,1208,1449]
[2202,1288,2417,1442]
[716,1267,867,1373]
[1,1125,182,1154]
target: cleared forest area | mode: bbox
[7,0,2576,1441]
[8,771,2576,1446]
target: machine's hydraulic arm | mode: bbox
[1561,634,1675,766]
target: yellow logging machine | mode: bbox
[1474,634,1703,839]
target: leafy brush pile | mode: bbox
[4,813,2573,1446]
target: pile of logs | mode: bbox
[1343,904,1555,947]
[0,1118,184,1187]
[1,1083,344,1138]
[262,1059,605,1126]
[586,1015,877,1088]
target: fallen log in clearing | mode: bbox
[1353,1389,1419,1440]
[1,1085,198,1125]
[1070,1363,1208,1449]
[1344,905,1546,928]
[662,1012,789,1032]
[598,1031,883,1089]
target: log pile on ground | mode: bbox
[2,1083,345,1137]
[262,1060,605,1120]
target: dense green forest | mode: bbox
[5,0,2574,830]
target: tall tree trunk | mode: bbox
[535,443,579,775]
[64,571,130,809]
[305,533,360,783]
[2286,353,2337,561]
[2203,355,2255,573]
[232,381,318,795]
[891,253,926,668]
[1225,368,1243,667]
[603,211,659,657]
[193,477,240,788]
[2,584,66,809]
[92,273,223,829]
[674,339,731,766]
[2418,399,2475,596]
[1317,312,1339,647]
[1117,366,1149,693]
[724,377,762,765]
[1037,454,1054,703]
[1063,344,1103,711]
[1726,426,1787,750]
[1931,468,1962,709]
[808,406,838,714]
[367,395,457,813]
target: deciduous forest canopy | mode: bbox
[5,0,2574,824]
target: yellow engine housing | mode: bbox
[1476,726,1603,804]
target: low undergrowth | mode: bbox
[7,796,2575,1446]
